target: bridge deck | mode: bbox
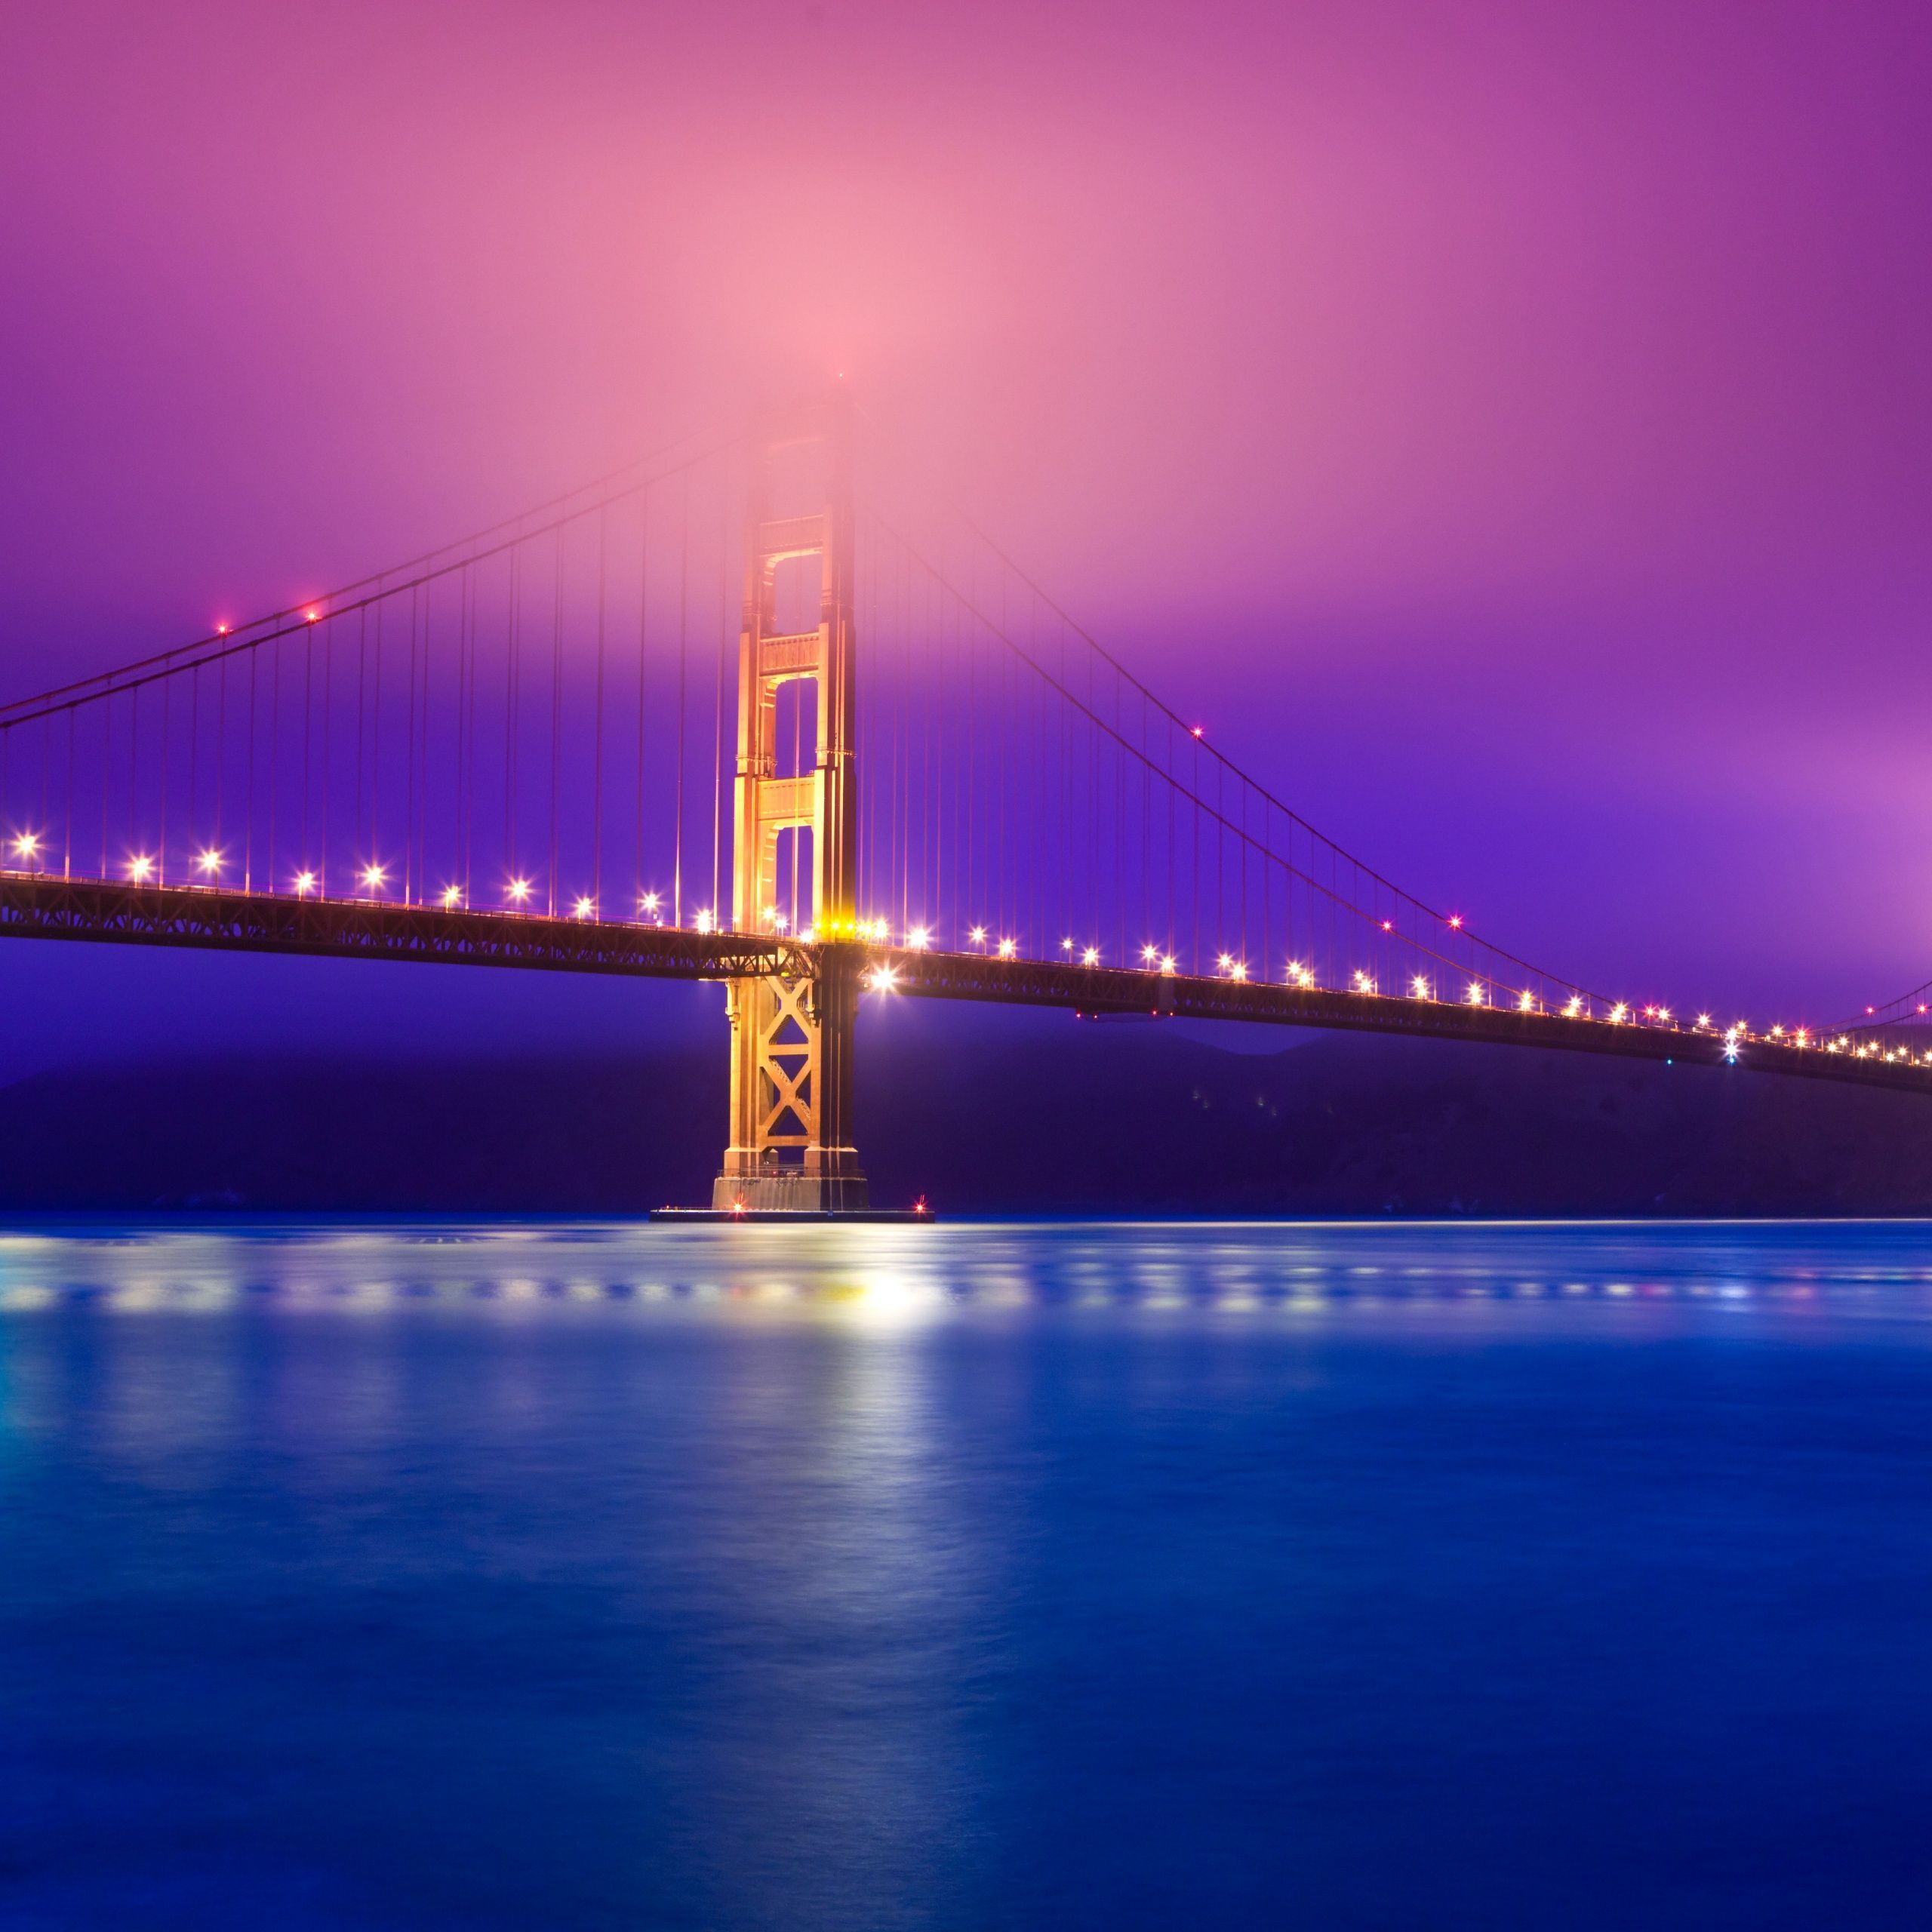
[873,946,1932,1096]
[0,872,799,980]
[0,872,1921,1097]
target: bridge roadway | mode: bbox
[0,870,1922,1097]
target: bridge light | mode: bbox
[799,925,817,943]
[1696,1013,1712,1029]
[1083,946,1100,966]
[1217,952,1233,972]
[361,863,386,891]
[1230,960,1248,982]
[772,910,789,931]
[573,895,595,919]
[293,869,316,895]
[441,885,462,908]
[906,925,931,950]
[1352,969,1374,994]
[1657,1006,1672,1023]
[866,964,900,992]
[506,877,532,903]
[128,854,155,881]
[216,623,231,635]
[1725,1041,1740,1064]
[641,890,660,913]
[195,848,221,875]
[1160,953,1177,975]
[1448,915,1463,929]
[970,925,987,948]
[1062,937,1075,952]
[1380,920,1392,932]
[997,937,1017,959]
[1769,1024,1784,1038]
[1466,981,1486,1005]
[13,831,39,859]
[305,608,321,623]
[1141,943,1159,964]
[1190,725,1204,738]
[695,908,715,934]
[1411,974,1431,998]
[1794,1029,1808,1048]
[1609,1003,1628,1024]
[1518,989,1536,1012]
[1564,995,1583,1017]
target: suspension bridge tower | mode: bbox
[711,392,870,1212]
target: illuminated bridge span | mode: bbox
[1,395,1924,1211]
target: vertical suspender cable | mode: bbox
[673,484,688,928]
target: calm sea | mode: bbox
[2,1219,1930,1930]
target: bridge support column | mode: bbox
[709,392,870,1214]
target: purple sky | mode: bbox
[3,0,1930,1069]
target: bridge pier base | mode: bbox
[709,1163,871,1215]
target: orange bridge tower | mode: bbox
[711,392,869,1212]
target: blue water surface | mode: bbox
[2,1218,1930,1930]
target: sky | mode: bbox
[2,0,1930,1076]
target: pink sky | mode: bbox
[3,0,1930,1052]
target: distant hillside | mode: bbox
[1,1020,1928,1216]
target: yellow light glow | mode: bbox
[195,848,221,875]
[1610,1003,1629,1024]
[1082,946,1100,966]
[1229,960,1248,982]
[970,925,987,946]
[1696,1013,1712,1028]
[1141,943,1158,964]
[128,854,154,881]
[1564,995,1583,1017]
[14,832,39,858]
[906,926,930,949]
[1411,974,1431,998]
[1161,953,1177,975]
[1062,937,1075,952]
[1466,981,1486,1005]
[441,885,462,908]
[1518,989,1535,1012]
[293,869,316,895]
[507,877,532,903]
[361,863,386,889]
[641,891,660,912]
[997,937,1017,959]
[573,896,595,918]
[694,908,715,934]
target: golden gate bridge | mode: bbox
[0,392,1924,1214]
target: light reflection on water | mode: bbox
[2,1217,1931,1317]
[5,1218,1932,1929]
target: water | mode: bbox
[3,1219,1930,1930]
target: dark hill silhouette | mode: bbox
[0,1020,1927,1216]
